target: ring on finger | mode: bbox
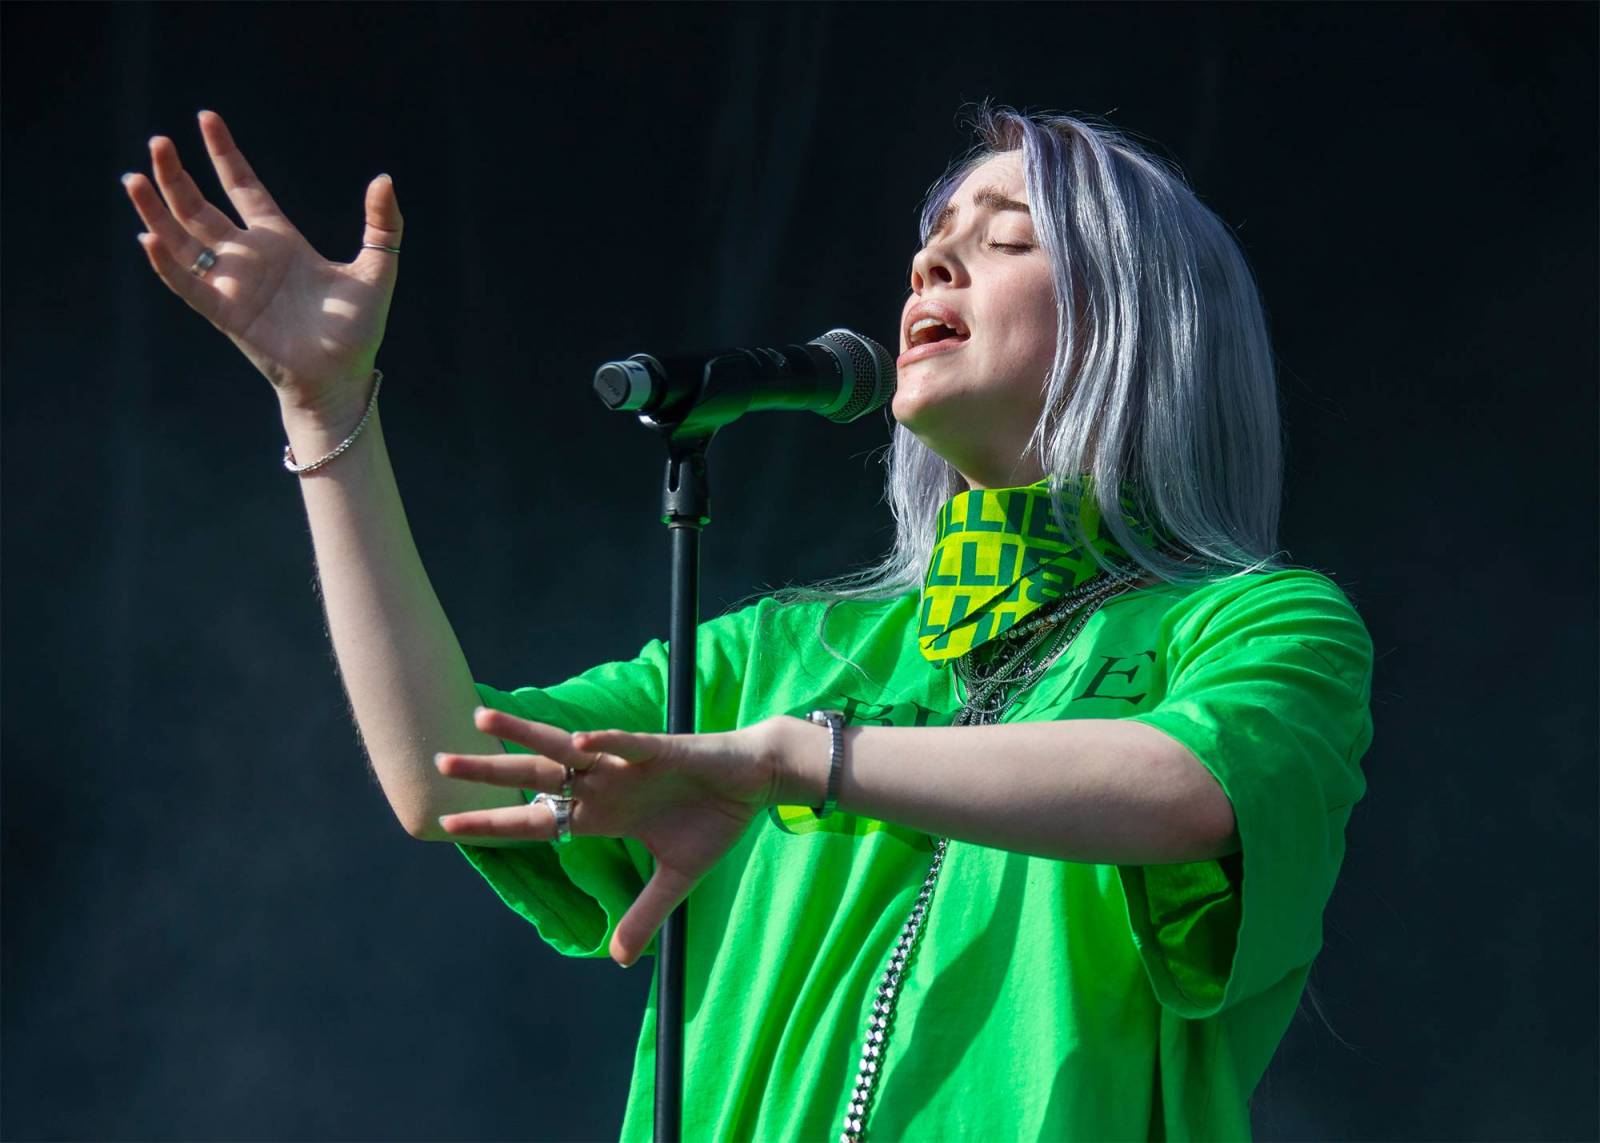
[190,247,216,277]
[531,792,574,847]
[548,795,573,847]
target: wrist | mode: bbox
[762,715,828,809]
[277,374,378,431]
[278,372,383,473]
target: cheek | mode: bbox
[993,283,1059,373]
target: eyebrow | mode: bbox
[929,185,1031,237]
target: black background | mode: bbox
[4,3,1596,1140]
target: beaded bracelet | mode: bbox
[282,368,383,474]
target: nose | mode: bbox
[909,238,962,294]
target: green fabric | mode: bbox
[917,473,1155,663]
[456,567,1374,1141]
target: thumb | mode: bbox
[353,173,404,281]
[611,864,696,969]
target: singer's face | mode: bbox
[894,151,1059,490]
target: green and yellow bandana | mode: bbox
[917,474,1153,664]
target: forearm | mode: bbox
[771,716,1240,865]
[281,392,514,840]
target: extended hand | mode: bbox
[122,109,401,408]
[436,706,789,968]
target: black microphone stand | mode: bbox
[647,432,708,1143]
[594,338,891,1142]
[605,365,728,1143]
[595,347,772,1141]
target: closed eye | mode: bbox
[986,241,1034,253]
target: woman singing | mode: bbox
[125,102,1374,1141]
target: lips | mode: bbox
[896,338,967,368]
[902,297,972,364]
[902,299,970,346]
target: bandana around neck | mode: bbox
[916,475,1154,664]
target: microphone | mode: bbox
[593,328,896,435]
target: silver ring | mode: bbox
[361,243,401,254]
[189,248,217,276]
[533,793,574,847]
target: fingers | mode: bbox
[611,865,696,969]
[571,728,664,768]
[195,109,288,227]
[145,132,241,244]
[473,706,611,772]
[434,750,563,790]
[123,165,219,281]
[437,796,588,841]
[129,216,225,326]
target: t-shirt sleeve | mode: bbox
[456,602,762,959]
[1117,570,1375,1019]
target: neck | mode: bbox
[958,454,1046,491]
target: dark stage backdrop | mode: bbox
[3,3,1595,1140]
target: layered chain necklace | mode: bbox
[837,563,1144,1143]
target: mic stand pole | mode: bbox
[650,429,713,1143]
[597,349,778,1142]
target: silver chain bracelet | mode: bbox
[282,368,383,474]
[838,567,1140,1143]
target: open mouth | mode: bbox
[905,318,970,348]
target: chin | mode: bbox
[891,371,973,426]
[889,388,935,429]
[891,394,971,451]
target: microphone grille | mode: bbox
[815,329,897,423]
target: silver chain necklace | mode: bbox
[837,565,1142,1143]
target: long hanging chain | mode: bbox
[837,565,1141,1143]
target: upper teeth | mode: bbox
[909,316,960,343]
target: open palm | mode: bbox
[436,707,787,967]
[122,109,403,409]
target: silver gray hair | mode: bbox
[745,102,1290,672]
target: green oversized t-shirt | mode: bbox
[457,567,1375,1141]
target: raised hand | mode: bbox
[122,109,403,413]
